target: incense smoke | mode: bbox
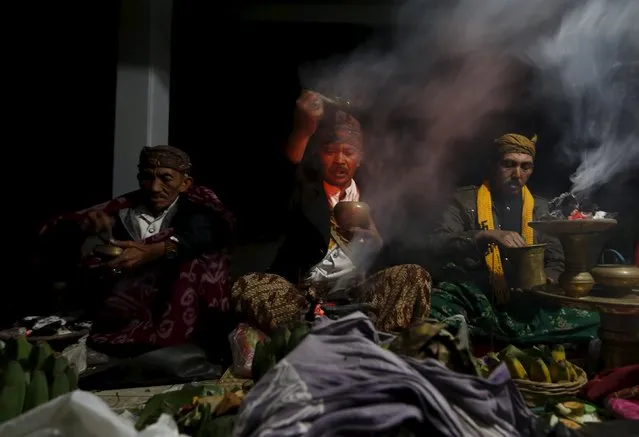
[526,0,639,196]
[300,0,638,259]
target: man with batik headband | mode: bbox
[427,133,599,344]
[232,90,432,334]
[40,145,235,355]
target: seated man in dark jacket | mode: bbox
[426,133,599,344]
[232,91,432,334]
[40,145,235,355]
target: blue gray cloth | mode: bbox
[233,312,536,437]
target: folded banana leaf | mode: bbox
[135,384,224,430]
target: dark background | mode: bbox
[11,2,638,275]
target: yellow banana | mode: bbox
[498,345,524,361]
[566,361,578,382]
[551,345,566,362]
[529,358,552,383]
[503,355,529,380]
[549,360,571,383]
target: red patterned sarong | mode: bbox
[46,186,234,348]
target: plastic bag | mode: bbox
[228,324,266,378]
[0,391,188,437]
[62,335,87,374]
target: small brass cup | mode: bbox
[506,244,547,290]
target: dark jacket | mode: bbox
[110,193,233,261]
[427,185,564,282]
[269,160,333,284]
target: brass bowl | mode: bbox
[591,264,639,297]
[529,219,617,235]
[333,201,371,230]
[93,244,123,259]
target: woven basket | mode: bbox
[514,364,588,407]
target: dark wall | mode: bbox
[169,4,378,241]
[13,3,119,237]
[5,3,119,322]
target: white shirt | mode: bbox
[132,197,179,240]
[306,179,360,285]
[323,179,360,208]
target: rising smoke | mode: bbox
[300,0,638,247]
[526,0,639,196]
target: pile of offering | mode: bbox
[3,316,92,339]
[545,400,601,430]
[0,337,78,423]
[542,192,615,220]
[134,383,243,437]
[252,323,309,382]
[482,344,582,383]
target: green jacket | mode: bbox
[428,185,564,282]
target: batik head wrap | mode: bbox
[138,145,192,174]
[494,133,537,158]
[316,108,363,150]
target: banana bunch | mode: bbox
[0,336,78,424]
[252,323,309,383]
[489,344,580,384]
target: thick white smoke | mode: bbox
[526,0,639,196]
[300,0,638,253]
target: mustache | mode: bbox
[329,166,349,173]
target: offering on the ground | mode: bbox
[482,344,581,383]
[5,315,91,338]
[0,336,77,423]
[228,324,266,378]
[251,323,309,382]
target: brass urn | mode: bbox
[529,219,617,297]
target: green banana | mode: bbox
[271,327,291,361]
[65,366,79,390]
[49,373,70,400]
[43,354,68,381]
[23,370,49,412]
[0,384,25,423]
[3,337,32,367]
[29,342,54,371]
[287,323,309,354]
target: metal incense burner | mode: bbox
[529,219,617,298]
[527,218,639,369]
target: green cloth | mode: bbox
[430,265,600,345]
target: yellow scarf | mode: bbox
[476,182,534,303]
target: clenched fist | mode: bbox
[293,90,325,138]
